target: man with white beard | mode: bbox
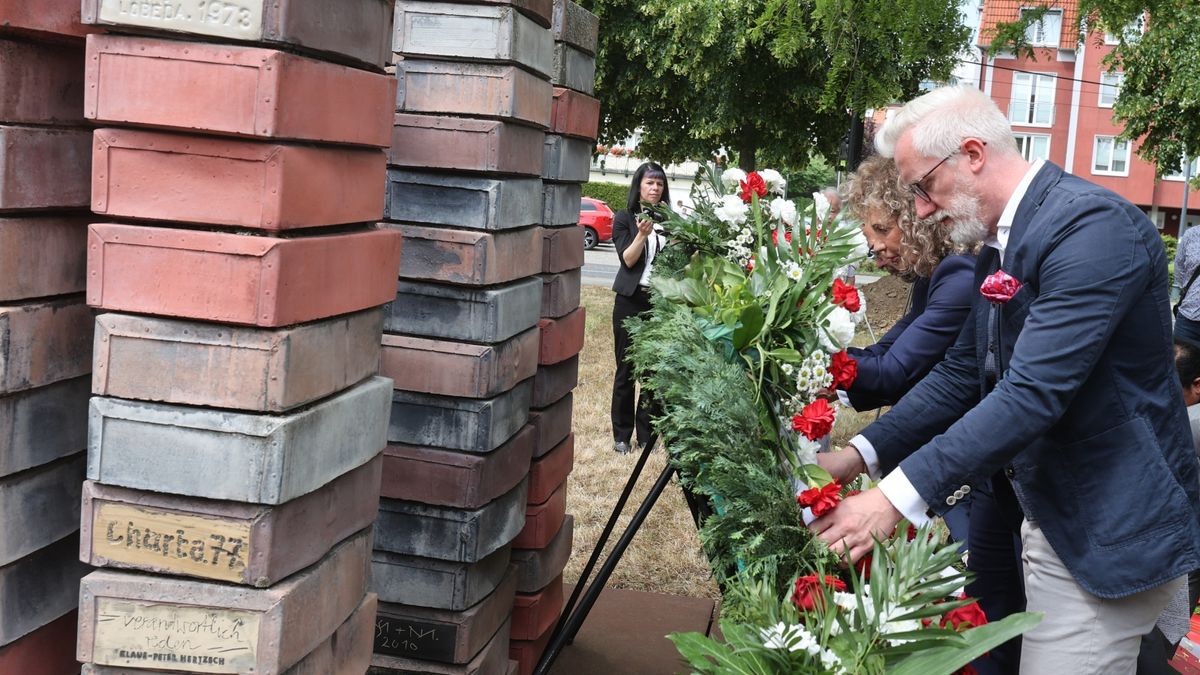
[809,85,1200,673]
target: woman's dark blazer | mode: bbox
[611,210,649,297]
[846,253,976,410]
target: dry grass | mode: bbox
[565,277,904,599]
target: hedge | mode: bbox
[582,181,630,211]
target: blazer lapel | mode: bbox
[1003,162,1063,269]
[975,248,999,392]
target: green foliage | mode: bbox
[626,301,827,586]
[989,1,1200,173]
[581,181,630,211]
[578,0,969,170]
[669,532,1042,674]
[1164,233,1179,264]
[787,155,837,197]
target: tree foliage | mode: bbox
[579,0,969,171]
[989,0,1200,175]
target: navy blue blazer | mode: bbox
[860,162,1200,598]
[847,254,975,410]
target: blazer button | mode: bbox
[953,490,965,500]
[961,485,971,494]
[1005,467,1015,478]
[945,495,957,506]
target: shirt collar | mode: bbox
[986,159,1044,261]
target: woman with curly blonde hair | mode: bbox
[837,155,976,412]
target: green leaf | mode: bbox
[887,613,1043,675]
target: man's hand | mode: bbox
[817,446,867,483]
[808,488,902,563]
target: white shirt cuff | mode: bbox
[849,434,881,479]
[836,390,852,408]
[878,468,932,527]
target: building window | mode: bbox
[1104,15,1145,44]
[1093,136,1131,176]
[1009,72,1056,126]
[1165,157,1200,181]
[1098,72,1123,107]
[1022,8,1063,47]
[1013,133,1052,161]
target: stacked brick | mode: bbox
[370,0,590,673]
[0,4,94,673]
[508,0,599,672]
[70,3,401,673]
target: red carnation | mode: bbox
[941,598,988,632]
[854,552,873,581]
[797,480,842,517]
[832,278,861,313]
[739,172,769,203]
[791,398,836,440]
[770,228,793,246]
[791,574,847,612]
[829,351,858,390]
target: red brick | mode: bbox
[531,355,578,408]
[527,433,573,505]
[537,306,584,365]
[380,329,539,399]
[80,0,394,70]
[380,425,534,509]
[549,87,599,140]
[390,114,544,176]
[0,610,77,675]
[526,392,572,459]
[511,516,572,594]
[85,35,394,147]
[540,226,584,273]
[87,223,401,327]
[92,128,386,230]
[0,39,84,125]
[507,616,552,675]
[512,483,567,549]
[0,0,90,40]
[0,216,89,302]
[391,223,543,286]
[510,575,562,641]
[0,126,91,212]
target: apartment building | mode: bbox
[974,0,1196,235]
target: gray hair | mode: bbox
[875,86,1019,159]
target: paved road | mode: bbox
[582,241,620,287]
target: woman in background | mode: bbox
[609,162,671,455]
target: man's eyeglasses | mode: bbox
[909,153,954,203]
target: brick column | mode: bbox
[0,4,93,673]
[509,2,598,672]
[372,0,582,673]
[71,4,400,673]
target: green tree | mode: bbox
[581,0,970,171]
[988,1,1200,176]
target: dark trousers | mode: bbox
[611,288,653,445]
[966,476,1027,675]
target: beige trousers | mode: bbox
[1019,520,1185,674]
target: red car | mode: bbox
[579,197,614,250]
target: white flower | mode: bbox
[820,307,856,351]
[786,263,803,282]
[795,436,821,466]
[714,195,749,226]
[769,197,798,226]
[720,168,747,190]
[812,191,831,223]
[781,363,795,376]
[760,622,812,651]
[848,228,869,261]
[759,169,787,195]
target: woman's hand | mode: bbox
[636,217,654,237]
